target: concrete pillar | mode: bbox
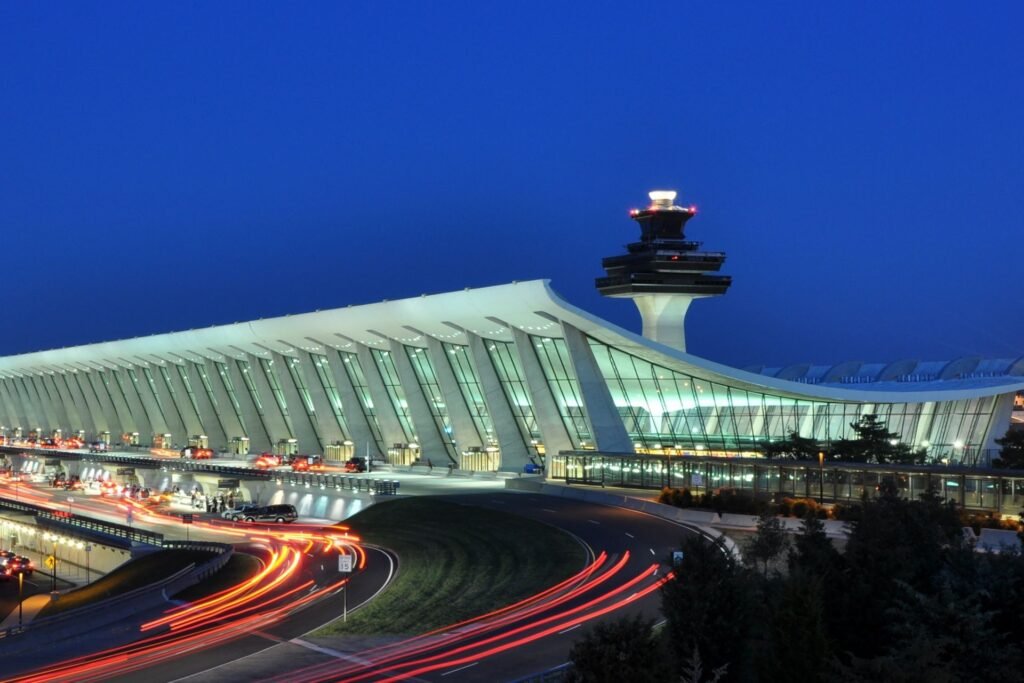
[145,364,186,447]
[323,351,383,459]
[199,361,244,444]
[561,323,633,453]
[426,337,483,450]
[223,359,271,452]
[269,353,322,453]
[12,377,45,431]
[48,372,85,434]
[66,370,106,435]
[632,294,695,352]
[511,328,574,455]
[183,361,228,451]
[85,371,124,437]
[297,352,347,445]
[26,375,59,432]
[242,355,291,444]
[389,340,452,463]
[111,367,153,442]
[356,344,407,446]
[162,363,203,438]
[466,333,531,471]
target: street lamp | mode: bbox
[818,451,825,505]
[17,571,24,628]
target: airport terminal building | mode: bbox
[0,192,1020,471]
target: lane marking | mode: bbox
[442,662,479,676]
[542,508,557,513]
[624,532,634,539]
[587,519,600,525]
[558,624,582,635]
[290,638,373,665]
[650,548,656,555]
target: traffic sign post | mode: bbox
[338,554,353,573]
[182,512,193,541]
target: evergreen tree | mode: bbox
[745,508,789,576]
[993,428,1024,469]
[662,535,754,681]
[757,570,831,682]
[565,615,671,683]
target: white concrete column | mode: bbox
[162,364,203,438]
[198,361,244,442]
[145,364,186,446]
[270,353,322,453]
[425,337,483,450]
[631,294,694,352]
[466,333,531,471]
[0,379,28,430]
[96,370,135,436]
[0,378,18,428]
[85,371,124,437]
[12,377,45,431]
[126,365,169,437]
[26,375,59,432]
[510,328,574,454]
[48,372,84,434]
[111,368,153,441]
[561,323,634,453]
[183,361,228,451]
[66,370,106,435]
[389,340,453,463]
[223,359,271,452]
[243,355,292,444]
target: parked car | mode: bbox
[235,504,298,523]
[222,503,257,520]
[344,456,367,473]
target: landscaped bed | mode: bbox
[316,496,585,636]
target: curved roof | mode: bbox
[0,279,1022,404]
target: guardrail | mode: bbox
[273,472,401,495]
[0,541,233,648]
[0,497,165,547]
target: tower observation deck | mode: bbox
[596,190,731,351]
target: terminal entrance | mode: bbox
[122,432,140,446]
[152,433,172,449]
[461,446,500,471]
[325,440,355,462]
[387,443,420,466]
[274,438,299,456]
[188,435,209,449]
[229,436,250,456]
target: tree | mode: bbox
[993,428,1024,469]
[759,431,820,460]
[830,414,924,464]
[756,570,831,682]
[662,535,754,681]
[788,511,843,580]
[565,615,671,683]
[745,508,789,576]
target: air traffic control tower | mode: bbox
[596,190,731,351]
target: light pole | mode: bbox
[818,451,825,505]
[17,571,24,628]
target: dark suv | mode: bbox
[238,504,298,523]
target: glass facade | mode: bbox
[442,343,495,445]
[285,356,322,444]
[588,337,999,459]
[370,349,416,442]
[310,353,350,439]
[259,358,294,438]
[485,340,540,443]
[406,347,457,459]
[531,336,592,447]
[338,351,384,446]
[214,361,248,436]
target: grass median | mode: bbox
[315,496,585,636]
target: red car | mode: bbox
[180,447,214,459]
[254,453,283,468]
[291,455,324,472]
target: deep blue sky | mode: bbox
[2,2,1022,368]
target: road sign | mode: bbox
[672,551,685,566]
[44,555,56,570]
[338,554,353,573]
[182,513,194,524]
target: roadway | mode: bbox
[1,473,701,682]
[167,492,700,683]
